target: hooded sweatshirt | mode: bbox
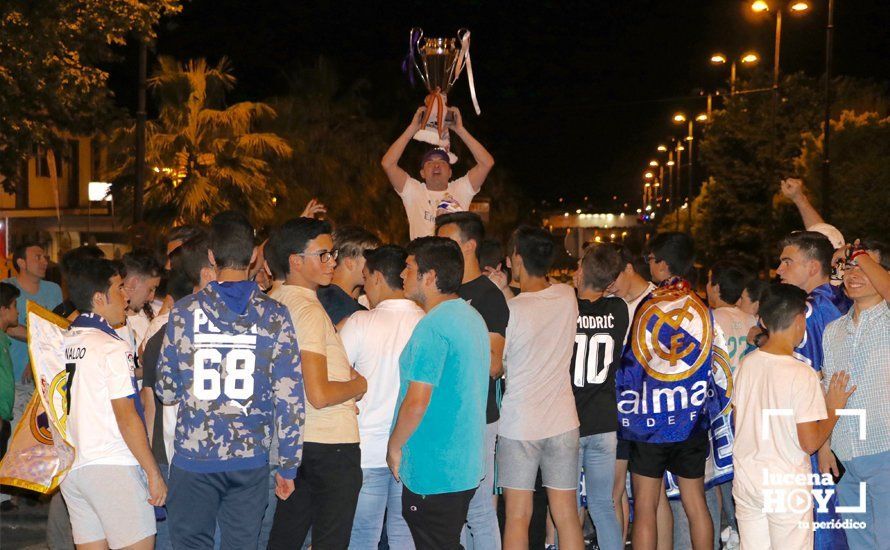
[155,281,304,479]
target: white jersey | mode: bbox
[64,325,140,471]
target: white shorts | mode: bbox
[61,464,156,547]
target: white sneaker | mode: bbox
[723,527,740,549]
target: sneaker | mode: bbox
[723,526,740,549]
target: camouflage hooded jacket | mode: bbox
[156,281,304,479]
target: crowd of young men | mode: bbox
[0,111,888,550]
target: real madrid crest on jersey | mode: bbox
[616,279,720,444]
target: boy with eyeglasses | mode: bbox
[266,217,368,549]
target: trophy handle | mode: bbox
[408,27,428,89]
[456,28,481,115]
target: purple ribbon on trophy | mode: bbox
[403,27,481,156]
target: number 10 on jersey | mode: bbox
[573,333,614,387]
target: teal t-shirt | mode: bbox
[394,298,489,495]
[0,332,14,421]
[2,277,63,381]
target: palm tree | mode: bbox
[109,57,292,228]
[263,57,409,242]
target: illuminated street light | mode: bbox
[644,171,655,179]
[790,2,809,12]
[657,144,668,152]
[741,52,759,64]
[673,113,687,123]
[751,0,770,12]
[710,53,727,65]
[696,113,709,122]
[649,160,659,167]
[666,160,675,166]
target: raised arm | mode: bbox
[381,108,426,194]
[851,245,890,303]
[449,107,494,192]
[781,178,825,229]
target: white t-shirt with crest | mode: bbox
[398,175,477,240]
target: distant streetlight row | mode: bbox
[638,0,817,226]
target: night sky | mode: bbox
[107,0,890,210]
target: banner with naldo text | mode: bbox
[0,302,74,493]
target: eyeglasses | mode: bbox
[298,248,339,264]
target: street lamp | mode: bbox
[649,160,659,167]
[657,144,668,152]
[751,1,810,182]
[672,112,707,227]
[710,51,760,95]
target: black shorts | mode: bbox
[628,431,708,479]
[616,437,631,461]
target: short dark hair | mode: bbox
[364,245,408,290]
[744,277,769,305]
[60,246,105,276]
[333,226,381,261]
[122,249,162,280]
[779,231,834,277]
[709,261,750,304]
[580,243,625,291]
[167,224,205,245]
[759,283,808,332]
[510,226,556,277]
[435,211,485,247]
[859,238,890,270]
[209,211,255,270]
[406,237,464,295]
[477,238,505,271]
[266,218,332,280]
[67,258,121,314]
[12,239,45,272]
[166,267,195,302]
[178,234,211,288]
[0,282,20,309]
[648,232,695,279]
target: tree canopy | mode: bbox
[0,0,181,193]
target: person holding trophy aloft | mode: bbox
[382,106,494,241]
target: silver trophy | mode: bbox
[406,28,481,155]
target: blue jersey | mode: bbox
[793,284,843,372]
[155,281,305,479]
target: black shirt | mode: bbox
[571,296,629,436]
[459,276,509,424]
[141,325,168,465]
[317,285,366,326]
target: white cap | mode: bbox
[807,223,845,250]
